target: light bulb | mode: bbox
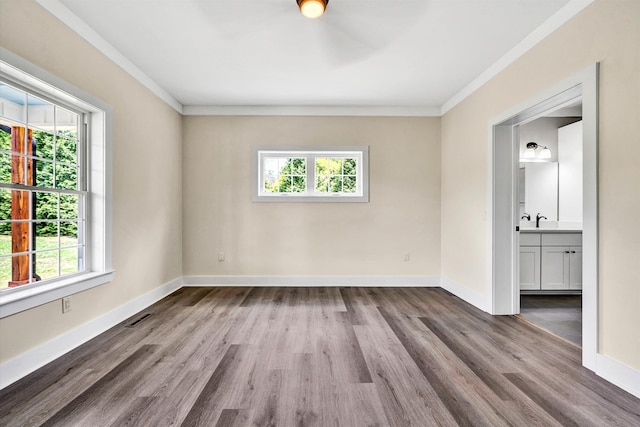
[522,148,536,159]
[299,0,326,19]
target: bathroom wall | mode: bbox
[519,116,581,162]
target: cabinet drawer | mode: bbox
[520,233,541,246]
[542,233,582,246]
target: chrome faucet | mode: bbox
[536,213,547,228]
[521,213,531,221]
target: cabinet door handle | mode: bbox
[565,251,570,253]
[571,251,576,253]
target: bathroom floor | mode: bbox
[520,295,582,346]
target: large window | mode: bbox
[0,83,86,288]
[255,147,369,202]
[0,50,112,317]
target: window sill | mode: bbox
[0,270,115,318]
[254,194,369,203]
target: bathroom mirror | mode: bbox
[519,162,559,221]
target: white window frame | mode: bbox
[253,146,369,203]
[0,49,113,318]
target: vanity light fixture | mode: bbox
[297,0,328,19]
[523,142,551,159]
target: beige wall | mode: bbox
[0,0,183,363]
[2,0,637,378]
[182,116,441,277]
[441,0,640,369]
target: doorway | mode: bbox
[490,64,598,370]
[517,109,583,346]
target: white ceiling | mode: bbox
[48,0,586,114]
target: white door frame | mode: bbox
[489,64,598,370]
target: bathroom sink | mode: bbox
[520,220,558,230]
[537,221,559,230]
[519,221,583,232]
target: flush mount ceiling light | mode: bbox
[297,0,328,19]
[523,142,551,159]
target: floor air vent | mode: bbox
[127,313,153,327]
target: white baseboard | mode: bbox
[596,354,640,399]
[182,275,441,287]
[0,277,182,390]
[440,276,491,313]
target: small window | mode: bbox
[254,147,369,202]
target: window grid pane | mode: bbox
[263,157,306,194]
[0,83,27,124]
[315,157,358,194]
[28,95,55,134]
[33,130,54,160]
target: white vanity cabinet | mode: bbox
[519,233,541,290]
[541,233,582,290]
[520,232,582,292]
[569,247,583,289]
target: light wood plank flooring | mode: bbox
[1,287,638,426]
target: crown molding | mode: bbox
[182,105,441,117]
[440,0,595,115]
[33,0,183,114]
[34,0,593,118]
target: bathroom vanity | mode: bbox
[520,229,582,293]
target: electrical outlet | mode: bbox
[62,297,72,313]
[404,252,411,262]
[218,252,225,262]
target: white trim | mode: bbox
[0,277,182,390]
[183,275,440,287]
[440,277,491,313]
[182,105,441,117]
[0,271,115,318]
[489,64,599,370]
[441,0,594,115]
[595,354,640,399]
[580,65,599,370]
[29,1,593,118]
[32,0,183,114]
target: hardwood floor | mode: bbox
[1,287,638,426]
